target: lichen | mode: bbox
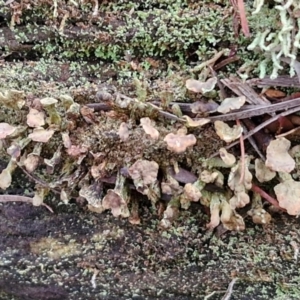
[248,0,300,78]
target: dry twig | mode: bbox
[0,194,54,213]
[236,119,245,184]
[251,184,284,211]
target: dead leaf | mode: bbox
[167,166,197,184]
[264,89,286,99]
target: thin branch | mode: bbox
[205,97,300,122]
[251,184,285,211]
[210,105,300,157]
[237,119,245,184]
[0,194,54,213]
[214,56,240,71]
[18,165,61,195]
[242,124,266,161]
[237,0,250,37]
[221,278,238,300]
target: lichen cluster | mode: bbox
[2,83,299,231]
[0,0,236,63]
[248,0,300,78]
[0,87,228,226]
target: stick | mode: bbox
[202,97,300,122]
[221,278,238,300]
[0,195,54,213]
[210,105,300,157]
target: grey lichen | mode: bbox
[248,0,300,78]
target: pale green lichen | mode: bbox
[248,0,300,78]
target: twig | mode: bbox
[237,0,250,37]
[210,105,300,157]
[247,75,300,88]
[87,96,183,122]
[242,124,266,161]
[204,97,300,122]
[0,195,54,213]
[237,120,245,184]
[276,126,300,138]
[221,278,238,300]
[18,165,61,195]
[221,76,270,105]
[209,66,227,100]
[214,56,240,71]
[204,291,217,300]
[191,49,227,72]
[251,184,285,211]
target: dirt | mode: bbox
[0,169,299,300]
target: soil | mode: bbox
[0,169,300,300]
